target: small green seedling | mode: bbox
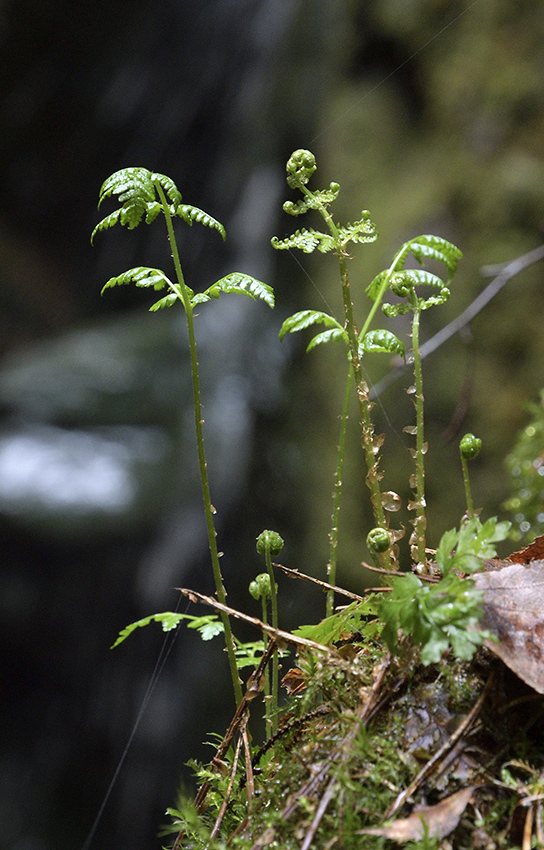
[255,530,284,734]
[460,432,482,519]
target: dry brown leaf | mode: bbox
[508,533,544,564]
[359,786,475,843]
[475,559,544,694]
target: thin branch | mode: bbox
[274,563,364,601]
[209,730,244,841]
[300,776,338,850]
[176,587,333,654]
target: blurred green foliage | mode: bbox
[503,391,544,543]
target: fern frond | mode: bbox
[398,269,445,289]
[407,235,462,276]
[91,209,123,243]
[306,327,347,351]
[92,167,165,241]
[272,230,317,252]
[282,184,341,216]
[111,611,223,648]
[149,293,179,311]
[366,270,389,302]
[279,309,344,341]
[98,167,156,207]
[271,228,335,254]
[111,612,185,648]
[150,171,182,206]
[359,329,405,358]
[176,204,226,240]
[192,273,274,308]
[337,213,378,246]
[101,266,172,295]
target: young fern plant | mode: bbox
[272,151,462,597]
[92,167,274,706]
[272,150,510,666]
[371,237,462,571]
[273,150,407,605]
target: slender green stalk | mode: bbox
[156,183,243,705]
[410,302,427,569]
[461,455,474,518]
[300,185,387,533]
[359,245,410,340]
[459,433,482,519]
[259,596,272,738]
[249,570,274,736]
[337,249,387,530]
[326,364,352,617]
[263,543,279,735]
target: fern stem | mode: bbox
[326,364,352,617]
[411,304,427,570]
[301,185,387,534]
[263,542,279,735]
[461,455,475,519]
[359,245,409,339]
[156,183,243,705]
[337,249,387,532]
[259,596,272,738]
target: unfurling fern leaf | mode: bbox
[91,168,160,241]
[192,273,274,308]
[279,310,345,341]
[176,204,226,240]
[336,213,378,247]
[149,294,178,311]
[359,329,405,358]
[306,328,347,351]
[101,266,172,294]
[91,167,226,243]
[408,234,462,276]
[283,184,341,216]
[271,228,334,253]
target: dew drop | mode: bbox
[381,490,402,511]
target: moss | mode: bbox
[165,636,544,849]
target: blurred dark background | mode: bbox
[1,2,544,848]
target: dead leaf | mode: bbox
[359,786,475,843]
[508,534,544,564]
[281,667,306,695]
[474,559,544,693]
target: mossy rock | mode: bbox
[166,638,544,849]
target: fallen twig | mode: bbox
[175,586,333,654]
[273,563,364,601]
